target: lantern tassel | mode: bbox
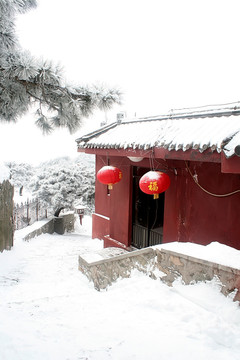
[153,193,159,200]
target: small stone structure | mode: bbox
[78,246,240,301]
[0,180,14,252]
[23,213,75,241]
[54,213,75,235]
[78,247,157,291]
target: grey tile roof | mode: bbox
[76,103,240,158]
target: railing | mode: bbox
[14,199,48,230]
[149,228,163,246]
[132,224,163,248]
[132,224,148,248]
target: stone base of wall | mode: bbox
[103,235,131,250]
[79,246,240,301]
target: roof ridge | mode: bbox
[75,122,118,143]
[123,107,240,124]
[139,101,240,120]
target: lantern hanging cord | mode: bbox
[151,199,158,230]
[152,158,169,171]
[149,150,155,171]
[185,161,240,197]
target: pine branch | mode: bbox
[0,1,122,132]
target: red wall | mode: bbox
[164,161,240,249]
[94,155,110,218]
[92,155,110,241]
[93,155,132,248]
[109,161,132,248]
[93,155,240,250]
[92,213,110,240]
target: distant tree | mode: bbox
[0,0,121,133]
[28,156,95,214]
[6,162,34,188]
[6,157,95,214]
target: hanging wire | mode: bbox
[153,158,169,171]
[100,156,107,165]
[185,161,240,198]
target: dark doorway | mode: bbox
[131,167,165,248]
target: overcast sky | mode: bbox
[1,0,240,164]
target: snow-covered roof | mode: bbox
[76,103,240,158]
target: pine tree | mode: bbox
[28,157,95,214]
[0,0,121,133]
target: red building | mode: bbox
[76,104,240,250]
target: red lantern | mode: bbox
[139,171,170,199]
[97,166,122,190]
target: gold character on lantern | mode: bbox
[148,181,158,192]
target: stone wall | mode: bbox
[79,246,240,301]
[156,248,240,301]
[78,247,157,291]
[23,219,55,241]
[23,213,75,241]
[0,180,14,252]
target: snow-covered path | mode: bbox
[1,220,240,360]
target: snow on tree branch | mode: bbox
[0,1,122,133]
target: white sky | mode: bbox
[1,0,240,164]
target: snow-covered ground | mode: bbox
[1,218,240,360]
